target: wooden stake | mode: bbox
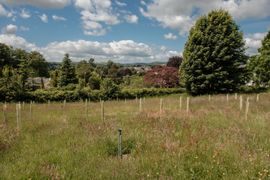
[240,95,243,111]
[101,100,105,122]
[235,93,238,100]
[186,97,190,113]
[30,101,32,120]
[16,104,19,130]
[85,99,88,118]
[3,103,7,125]
[226,94,229,103]
[139,98,142,112]
[208,94,211,102]
[179,96,182,110]
[256,94,259,102]
[245,97,250,120]
[159,98,163,119]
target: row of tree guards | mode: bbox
[0,93,261,160]
[1,93,260,131]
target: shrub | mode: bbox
[144,66,179,88]
[105,138,136,156]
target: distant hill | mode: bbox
[48,61,166,69]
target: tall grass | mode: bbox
[0,93,270,179]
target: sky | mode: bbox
[0,0,269,63]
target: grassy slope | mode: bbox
[0,94,270,179]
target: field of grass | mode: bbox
[1,93,270,179]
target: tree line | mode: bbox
[0,9,269,101]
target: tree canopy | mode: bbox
[248,31,270,88]
[181,10,247,95]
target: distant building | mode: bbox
[26,77,51,90]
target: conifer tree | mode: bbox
[181,10,247,95]
[58,54,77,87]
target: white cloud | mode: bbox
[245,32,267,55]
[164,33,177,40]
[0,33,179,63]
[39,14,48,23]
[0,4,7,16]
[141,1,146,6]
[74,0,120,36]
[0,4,13,17]
[2,24,17,34]
[125,14,138,24]
[141,0,270,36]
[20,9,31,19]
[20,26,29,31]
[115,1,126,7]
[83,21,107,36]
[0,34,37,51]
[0,0,71,8]
[52,15,66,21]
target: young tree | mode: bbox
[58,54,77,87]
[247,31,270,87]
[167,56,183,69]
[181,10,247,95]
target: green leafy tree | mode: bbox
[88,71,101,90]
[50,70,60,87]
[181,10,247,95]
[58,54,77,87]
[101,78,120,99]
[247,31,270,87]
[28,51,49,77]
[0,43,17,70]
[76,60,95,87]
[167,56,183,69]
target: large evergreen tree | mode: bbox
[181,10,247,95]
[248,31,270,87]
[58,54,77,87]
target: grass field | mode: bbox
[0,93,270,179]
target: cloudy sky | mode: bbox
[0,0,269,63]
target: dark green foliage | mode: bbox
[0,43,17,70]
[58,54,77,87]
[105,138,136,156]
[167,56,183,69]
[28,51,49,78]
[181,10,247,95]
[76,60,95,87]
[0,87,183,102]
[247,31,270,88]
[50,70,60,87]
[88,71,101,90]
[101,78,120,99]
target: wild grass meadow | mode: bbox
[0,93,270,179]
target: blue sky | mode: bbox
[0,0,270,63]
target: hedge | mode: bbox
[0,88,185,102]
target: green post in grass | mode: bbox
[118,128,122,159]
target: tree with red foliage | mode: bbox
[144,66,179,88]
